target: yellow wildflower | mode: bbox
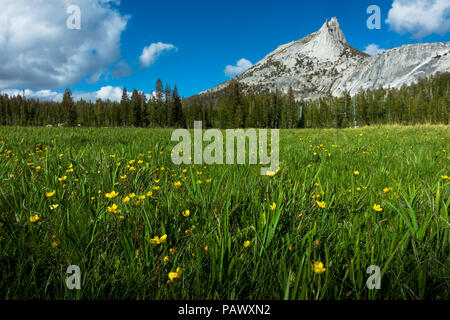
[107,204,120,214]
[105,191,119,199]
[312,261,326,275]
[147,234,167,245]
[168,267,181,283]
[316,201,326,209]
[182,210,190,217]
[373,204,383,212]
[45,190,56,198]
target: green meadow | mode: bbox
[0,125,449,299]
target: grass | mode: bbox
[0,125,449,300]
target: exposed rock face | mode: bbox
[332,42,450,96]
[200,18,450,100]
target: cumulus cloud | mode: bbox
[139,42,177,68]
[1,86,148,102]
[1,89,63,101]
[364,44,386,55]
[386,0,450,38]
[224,58,253,77]
[0,0,129,89]
[91,86,124,101]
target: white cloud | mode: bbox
[92,86,124,101]
[2,86,131,102]
[364,44,386,55]
[386,0,450,38]
[224,58,253,77]
[1,89,63,101]
[0,0,129,89]
[139,42,177,68]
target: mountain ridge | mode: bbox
[199,17,450,100]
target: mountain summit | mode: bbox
[200,18,450,100]
[322,17,347,44]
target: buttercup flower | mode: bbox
[168,267,181,283]
[147,234,167,245]
[106,191,119,199]
[107,204,121,214]
[316,201,326,209]
[45,190,56,198]
[373,204,383,212]
[312,261,326,274]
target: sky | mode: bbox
[0,0,449,101]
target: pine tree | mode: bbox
[130,89,140,126]
[172,86,183,127]
[62,89,77,126]
[120,88,129,126]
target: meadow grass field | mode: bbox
[0,125,449,300]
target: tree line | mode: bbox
[0,73,448,128]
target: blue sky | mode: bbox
[1,0,449,100]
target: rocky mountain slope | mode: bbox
[200,18,450,100]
